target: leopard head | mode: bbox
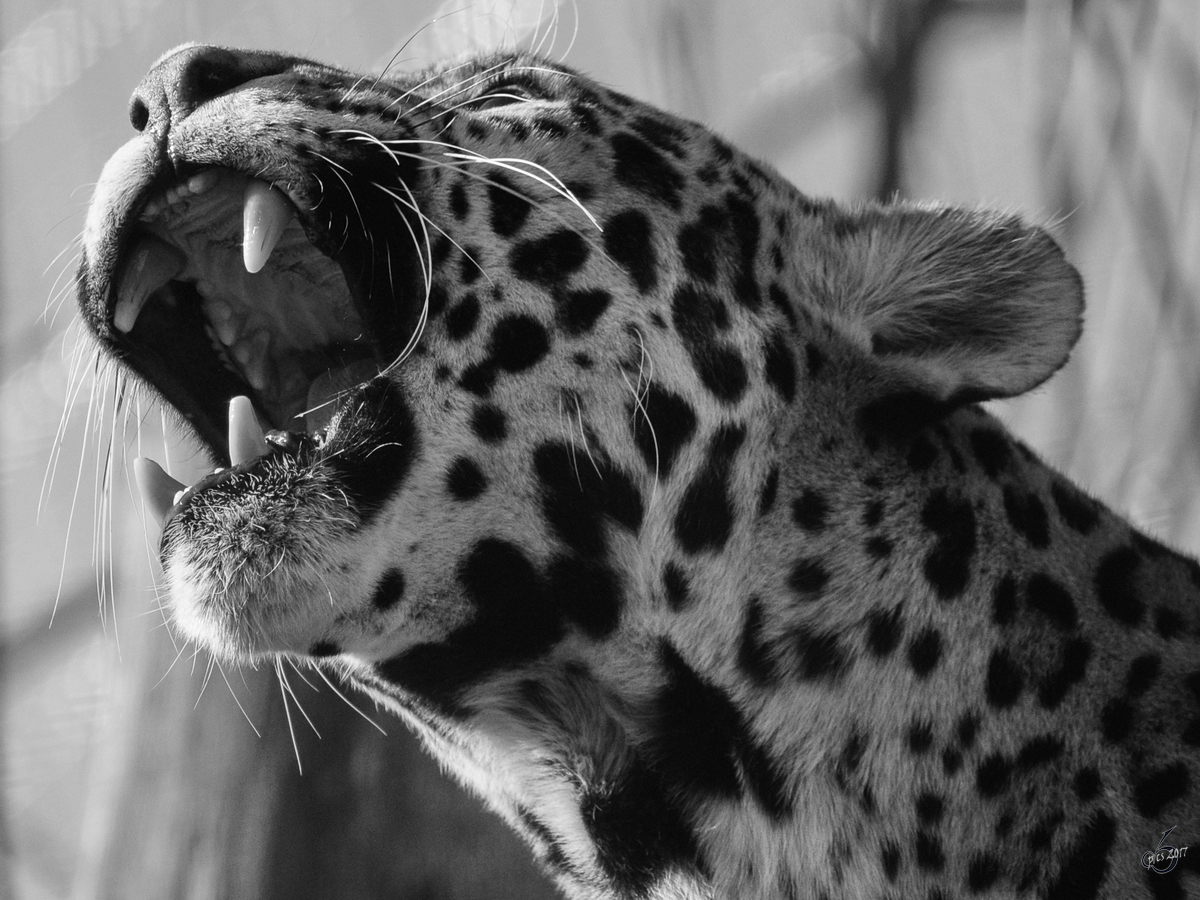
[77,44,1090,897]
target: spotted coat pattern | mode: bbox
[75,45,1199,900]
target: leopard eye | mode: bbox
[465,84,539,111]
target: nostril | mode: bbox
[127,45,297,140]
[129,96,150,132]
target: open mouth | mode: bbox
[110,167,386,444]
[80,145,423,529]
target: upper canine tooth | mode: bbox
[113,234,186,333]
[243,179,292,275]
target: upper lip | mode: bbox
[78,134,403,463]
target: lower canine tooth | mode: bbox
[229,396,269,465]
[133,457,186,527]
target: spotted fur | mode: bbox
[76,44,1199,899]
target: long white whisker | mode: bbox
[313,664,387,735]
[275,659,305,774]
[217,662,262,737]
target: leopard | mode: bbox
[74,43,1200,899]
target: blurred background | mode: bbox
[1,0,1197,896]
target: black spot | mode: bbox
[510,229,590,287]
[986,648,1024,709]
[459,246,482,285]
[865,536,893,559]
[916,792,945,825]
[788,557,830,598]
[862,499,885,528]
[791,489,830,532]
[630,384,697,480]
[976,754,1012,798]
[579,757,701,896]
[915,831,945,872]
[1156,606,1185,639]
[859,391,954,444]
[763,331,797,402]
[631,114,688,157]
[603,210,658,293]
[1015,735,1064,769]
[995,813,1015,839]
[838,731,865,778]
[967,854,1001,893]
[471,403,507,443]
[488,173,532,236]
[1101,696,1135,743]
[308,640,340,657]
[1029,811,1064,852]
[906,435,939,472]
[1052,482,1100,535]
[907,628,942,679]
[805,344,825,379]
[673,425,745,553]
[653,642,793,817]
[738,597,776,685]
[1134,762,1190,817]
[908,720,934,754]
[671,284,749,404]
[611,132,684,208]
[559,289,611,336]
[535,442,644,556]
[1003,487,1051,549]
[444,293,480,341]
[489,313,550,373]
[1125,653,1161,697]
[1096,546,1144,626]
[1073,766,1101,802]
[1043,812,1115,900]
[1025,574,1078,631]
[942,749,963,775]
[458,362,496,395]
[1038,637,1092,709]
[449,179,469,220]
[759,468,779,514]
[377,539,560,703]
[864,607,903,660]
[446,456,487,500]
[663,563,692,612]
[956,713,979,748]
[882,843,902,882]
[792,627,850,682]
[678,204,726,282]
[969,429,1011,479]
[548,555,622,639]
[652,644,736,797]
[920,489,977,600]
[370,568,407,612]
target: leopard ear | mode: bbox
[805,203,1084,404]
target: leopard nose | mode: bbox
[128,43,296,137]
